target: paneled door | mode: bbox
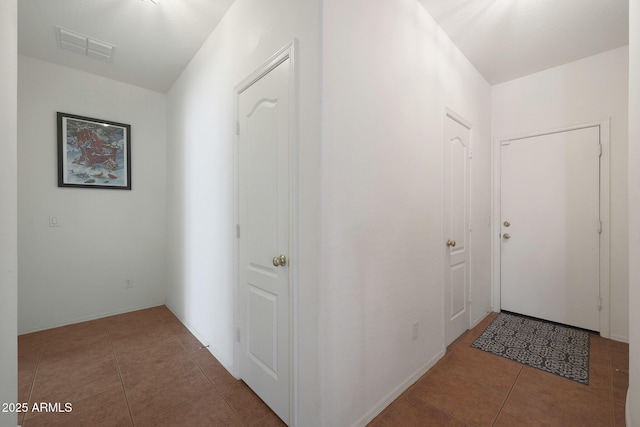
[500,126,601,331]
[443,113,471,347]
[237,51,292,424]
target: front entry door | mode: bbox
[500,126,601,331]
[237,53,292,424]
[444,113,471,347]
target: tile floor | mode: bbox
[17,305,285,426]
[369,312,629,427]
[17,308,628,426]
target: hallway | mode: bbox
[370,313,628,426]
[18,307,628,426]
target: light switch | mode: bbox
[49,216,59,227]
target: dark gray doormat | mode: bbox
[471,311,590,384]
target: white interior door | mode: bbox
[500,126,601,331]
[237,55,291,424]
[444,113,471,347]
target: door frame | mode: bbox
[491,119,610,338]
[443,107,473,346]
[233,40,298,424]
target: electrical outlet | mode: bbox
[124,279,134,289]
[412,321,419,341]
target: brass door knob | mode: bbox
[272,255,287,267]
[446,239,456,248]
[503,233,511,240]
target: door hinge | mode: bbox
[469,150,473,160]
[469,221,472,232]
[235,121,240,135]
[598,143,603,157]
[235,327,241,342]
[236,224,240,238]
[597,297,602,311]
[597,220,602,234]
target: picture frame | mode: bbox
[57,112,131,190]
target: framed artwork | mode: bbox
[57,112,131,190]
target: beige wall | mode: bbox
[626,0,639,423]
[0,0,18,425]
[320,1,492,424]
[18,56,167,333]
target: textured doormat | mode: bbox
[471,312,590,384]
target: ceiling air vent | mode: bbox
[55,26,115,63]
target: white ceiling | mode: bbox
[18,0,630,92]
[418,0,629,84]
[18,0,234,93]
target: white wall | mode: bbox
[0,1,18,425]
[319,1,492,425]
[18,56,167,333]
[627,0,639,423]
[492,47,630,342]
[164,0,321,424]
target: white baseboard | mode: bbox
[349,348,446,427]
[609,334,629,344]
[18,301,166,335]
[164,302,235,374]
[626,390,631,427]
[470,310,493,329]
